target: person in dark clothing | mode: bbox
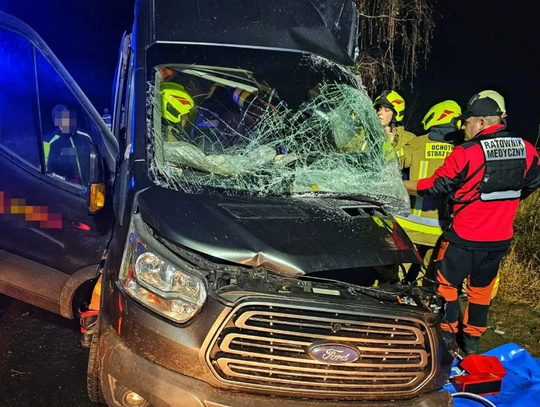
[193,82,266,153]
[44,104,92,185]
[403,95,540,355]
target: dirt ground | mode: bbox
[479,298,540,356]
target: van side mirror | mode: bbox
[87,142,105,214]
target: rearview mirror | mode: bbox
[87,142,105,214]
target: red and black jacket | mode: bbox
[417,125,540,247]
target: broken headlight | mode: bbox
[119,217,207,323]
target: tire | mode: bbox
[87,319,106,404]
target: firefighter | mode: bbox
[403,96,540,355]
[373,90,416,160]
[160,68,196,141]
[44,104,93,185]
[396,100,462,284]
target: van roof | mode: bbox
[136,0,358,66]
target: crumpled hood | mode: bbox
[137,187,419,275]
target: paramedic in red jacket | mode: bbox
[404,96,540,355]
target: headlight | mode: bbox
[119,218,207,323]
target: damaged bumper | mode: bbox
[99,323,454,407]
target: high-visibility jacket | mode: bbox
[418,124,540,246]
[396,131,454,246]
[44,130,92,185]
[392,126,416,159]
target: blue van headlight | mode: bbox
[119,218,207,323]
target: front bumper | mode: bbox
[99,323,454,407]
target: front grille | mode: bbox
[205,303,435,397]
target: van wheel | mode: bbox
[87,320,106,404]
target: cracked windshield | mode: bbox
[148,53,409,214]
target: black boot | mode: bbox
[462,333,480,355]
[79,309,99,348]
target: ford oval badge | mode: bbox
[308,343,360,364]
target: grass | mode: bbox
[481,298,540,357]
[497,189,540,309]
[480,189,540,355]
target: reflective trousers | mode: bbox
[435,240,508,337]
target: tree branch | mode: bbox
[357,12,414,22]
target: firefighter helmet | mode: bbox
[373,90,405,122]
[160,82,195,124]
[422,100,462,131]
[468,90,507,117]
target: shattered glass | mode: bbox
[147,54,410,216]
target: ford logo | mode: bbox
[308,343,360,364]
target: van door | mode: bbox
[110,33,133,224]
[0,12,117,316]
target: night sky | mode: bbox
[1,0,539,143]
[401,0,540,142]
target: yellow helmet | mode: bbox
[373,90,405,122]
[160,82,195,123]
[422,100,462,131]
[468,90,507,117]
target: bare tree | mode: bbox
[353,0,435,94]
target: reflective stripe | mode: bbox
[481,190,521,201]
[395,216,445,236]
[413,160,428,216]
[233,88,252,108]
[419,160,429,180]
[491,273,501,300]
[76,130,92,140]
[44,134,61,165]
[396,148,404,158]
[399,214,449,228]
[413,196,424,216]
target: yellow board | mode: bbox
[425,142,454,159]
